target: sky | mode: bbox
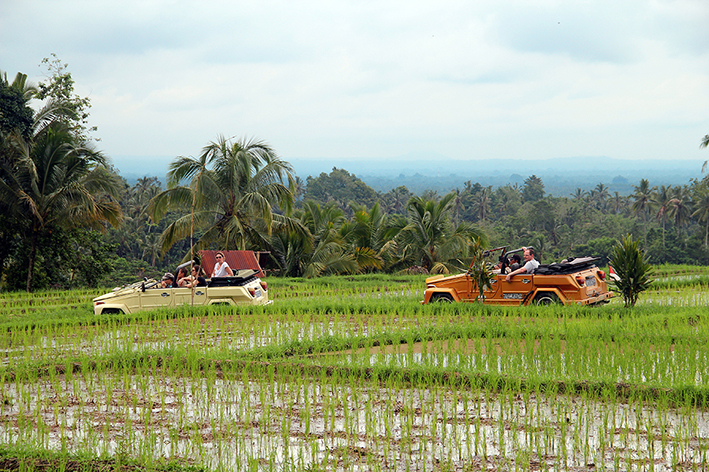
[1,0,708,178]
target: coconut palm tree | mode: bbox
[472,186,492,222]
[654,185,672,247]
[297,201,359,277]
[0,122,122,291]
[148,136,298,257]
[611,191,626,215]
[396,192,486,273]
[341,201,401,271]
[692,185,709,248]
[631,179,656,248]
[593,183,609,211]
[571,188,588,202]
[668,185,692,239]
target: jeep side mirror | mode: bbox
[141,282,145,292]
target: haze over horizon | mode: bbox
[2,0,708,177]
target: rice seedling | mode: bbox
[1,277,708,470]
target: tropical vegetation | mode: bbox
[2,59,709,292]
[609,233,653,307]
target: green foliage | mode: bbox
[35,54,96,143]
[149,135,298,256]
[0,59,122,291]
[0,73,34,141]
[303,167,378,210]
[522,175,545,203]
[467,240,494,302]
[609,234,654,307]
[395,192,486,273]
[574,236,617,266]
[2,228,117,291]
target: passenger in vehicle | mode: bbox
[493,255,509,274]
[160,273,175,288]
[176,267,190,287]
[508,254,522,272]
[183,264,207,288]
[505,248,539,281]
[212,252,234,277]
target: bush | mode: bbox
[609,234,653,308]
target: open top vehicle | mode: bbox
[93,264,271,315]
[422,246,612,306]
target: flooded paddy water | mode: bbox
[2,367,708,471]
[1,280,708,471]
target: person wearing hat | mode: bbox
[508,254,522,272]
[160,272,175,288]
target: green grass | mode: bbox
[1,274,708,470]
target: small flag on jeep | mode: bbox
[608,265,621,281]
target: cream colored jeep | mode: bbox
[93,269,271,315]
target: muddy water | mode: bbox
[1,372,707,471]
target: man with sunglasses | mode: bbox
[212,252,234,277]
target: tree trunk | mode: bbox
[26,230,39,292]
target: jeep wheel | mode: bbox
[431,293,454,303]
[102,308,124,314]
[533,292,561,306]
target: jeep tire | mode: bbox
[431,293,454,303]
[533,292,561,306]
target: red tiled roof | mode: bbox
[199,250,265,278]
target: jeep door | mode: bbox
[498,275,533,305]
[140,287,174,311]
[173,287,208,308]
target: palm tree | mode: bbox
[631,179,656,248]
[396,192,485,273]
[668,185,692,239]
[611,191,626,215]
[342,201,402,271]
[452,188,464,227]
[0,123,122,291]
[298,201,358,277]
[473,186,492,222]
[593,183,609,211]
[692,185,709,248]
[654,185,672,247]
[701,134,709,173]
[571,188,588,202]
[148,136,298,257]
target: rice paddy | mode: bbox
[0,272,707,471]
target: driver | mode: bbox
[505,248,539,282]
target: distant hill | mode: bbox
[289,155,704,197]
[111,153,704,197]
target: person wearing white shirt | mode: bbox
[212,252,234,277]
[505,247,539,282]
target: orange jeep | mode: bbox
[422,247,612,306]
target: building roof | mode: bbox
[199,250,265,278]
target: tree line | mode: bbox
[2,59,708,291]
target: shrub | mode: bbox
[609,234,653,308]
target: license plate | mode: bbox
[585,277,597,287]
[254,289,262,298]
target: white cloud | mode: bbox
[1,0,707,169]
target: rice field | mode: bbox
[0,273,708,471]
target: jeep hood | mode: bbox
[425,272,467,285]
